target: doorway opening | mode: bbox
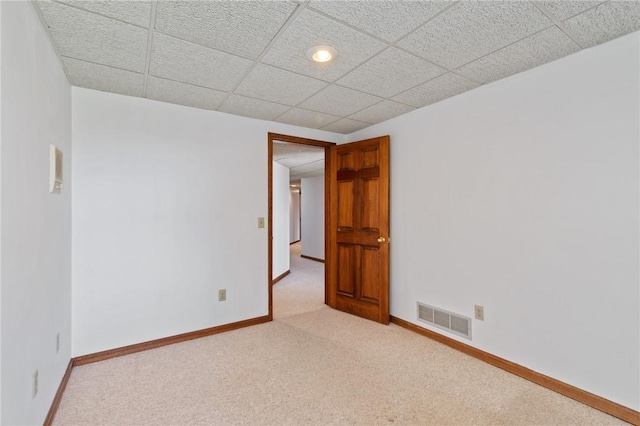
[267,133,335,320]
[272,140,324,282]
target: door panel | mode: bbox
[337,244,356,296]
[361,247,381,301]
[361,178,379,231]
[328,136,390,324]
[337,181,354,230]
[361,147,379,169]
[338,151,355,170]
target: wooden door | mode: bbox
[327,136,390,324]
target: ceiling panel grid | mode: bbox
[35,0,640,134]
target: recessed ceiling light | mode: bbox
[307,45,336,63]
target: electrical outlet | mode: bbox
[258,217,265,228]
[218,289,226,302]
[474,305,484,321]
[56,332,60,353]
[32,369,39,399]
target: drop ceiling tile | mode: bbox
[146,77,227,111]
[299,85,382,116]
[563,1,640,48]
[392,73,480,108]
[292,156,324,172]
[456,26,580,84]
[277,153,323,169]
[63,57,144,97]
[397,1,552,69]
[538,1,604,21]
[261,9,386,82]
[293,169,324,179]
[55,0,152,27]
[273,144,325,170]
[290,160,325,174]
[149,33,253,92]
[219,95,291,121]
[275,108,341,129]
[336,48,446,98]
[274,142,324,155]
[285,158,324,170]
[349,100,415,124]
[235,64,328,106]
[321,118,370,134]
[309,0,452,42]
[155,1,297,60]
[37,0,148,72]
[273,146,325,172]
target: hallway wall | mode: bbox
[289,188,300,243]
[301,176,324,260]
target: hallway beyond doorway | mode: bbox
[273,242,324,319]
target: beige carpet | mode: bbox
[53,243,626,425]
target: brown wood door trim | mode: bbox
[43,359,73,426]
[300,254,325,263]
[272,270,290,285]
[267,133,335,320]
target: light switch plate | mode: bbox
[33,369,39,399]
[49,144,63,193]
[258,217,265,228]
[474,305,484,321]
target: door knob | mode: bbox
[377,237,386,243]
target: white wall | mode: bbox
[272,161,290,278]
[289,189,301,243]
[348,32,640,410]
[0,3,3,421]
[72,88,340,356]
[1,2,72,424]
[0,3,4,422]
[301,176,324,260]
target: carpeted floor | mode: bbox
[53,242,626,425]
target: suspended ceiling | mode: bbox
[36,0,640,134]
[273,141,325,181]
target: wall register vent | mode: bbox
[417,302,472,340]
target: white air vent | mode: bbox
[417,302,472,340]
